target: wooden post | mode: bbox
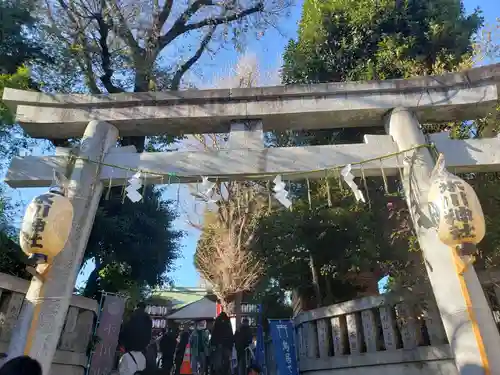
[386,108,500,375]
[7,120,118,375]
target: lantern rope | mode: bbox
[452,248,491,375]
[68,143,435,182]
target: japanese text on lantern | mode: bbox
[439,180,475,242]
[30,194,54,249]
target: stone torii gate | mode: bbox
[3,63,500,375]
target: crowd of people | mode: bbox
[118,302,259,375]
[0,302,259,375]
[0,355,261,375]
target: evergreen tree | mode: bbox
[254,0,484,307]
[0,0,55,278]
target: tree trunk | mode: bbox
[234,291,243,332]
[309,253,322,307]
[119,73,152,152]
[324,276,334,305]
[83,261,101,298]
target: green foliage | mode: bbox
[260,0,485,306]
[0,0,53,75]
[0,185,30,278]
[246,278,292,326]
[283,0,482,84]
[463,172,500,270]
[82,186,183,298]
[0,66,38,161]
[0,0,55,279]
[255,176,409,305]
[0,66,31,124]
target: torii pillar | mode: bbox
[386,108,500,375]
[7,121,118,375]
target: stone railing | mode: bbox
[0,273,97,375]
[294,294,457,375]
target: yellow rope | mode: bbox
[452,248,491,375]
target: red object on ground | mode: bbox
[216,302,222,316]
[180,343,192,375]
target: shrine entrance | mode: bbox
[3,62,500,375]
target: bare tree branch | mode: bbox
[95,12,125,93]
[191,54,274,304]
[148,0,175,46]
[159,2,263,49]
[105,0,144,58]
[157,0,174,27]
[184,4,263,33]
[195,227,263,301]
[79,57,102,94]
[170,27,215,89]
[48,0,102,94]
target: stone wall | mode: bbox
[0,273,97,375]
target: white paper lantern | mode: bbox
[20,188,73,264]
[428,154,485,254]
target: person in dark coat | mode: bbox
[235,318,253,375]
[173,328,190,375]
[209,312,234,375]
[120,302,153,352]
[145,339,158,374]
[160,328,178,375]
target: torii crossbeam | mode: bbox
[5,132,500,188]
[4,63,500,375]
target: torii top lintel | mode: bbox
[3,63,500,140]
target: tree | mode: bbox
[37,0,289,149]
[195,211,264,309]
[0,0,53,157]
[193,160,267,324]
[82,186,183,298]
[254,174,408,307]
[0,184,31,279]
[282,0,482,84]
[0,0,53,76]
[257,0,485,308]
[0,0,56,278]
[31,0,288,295]
[194,54,268,325]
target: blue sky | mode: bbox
[5,0,499,288]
